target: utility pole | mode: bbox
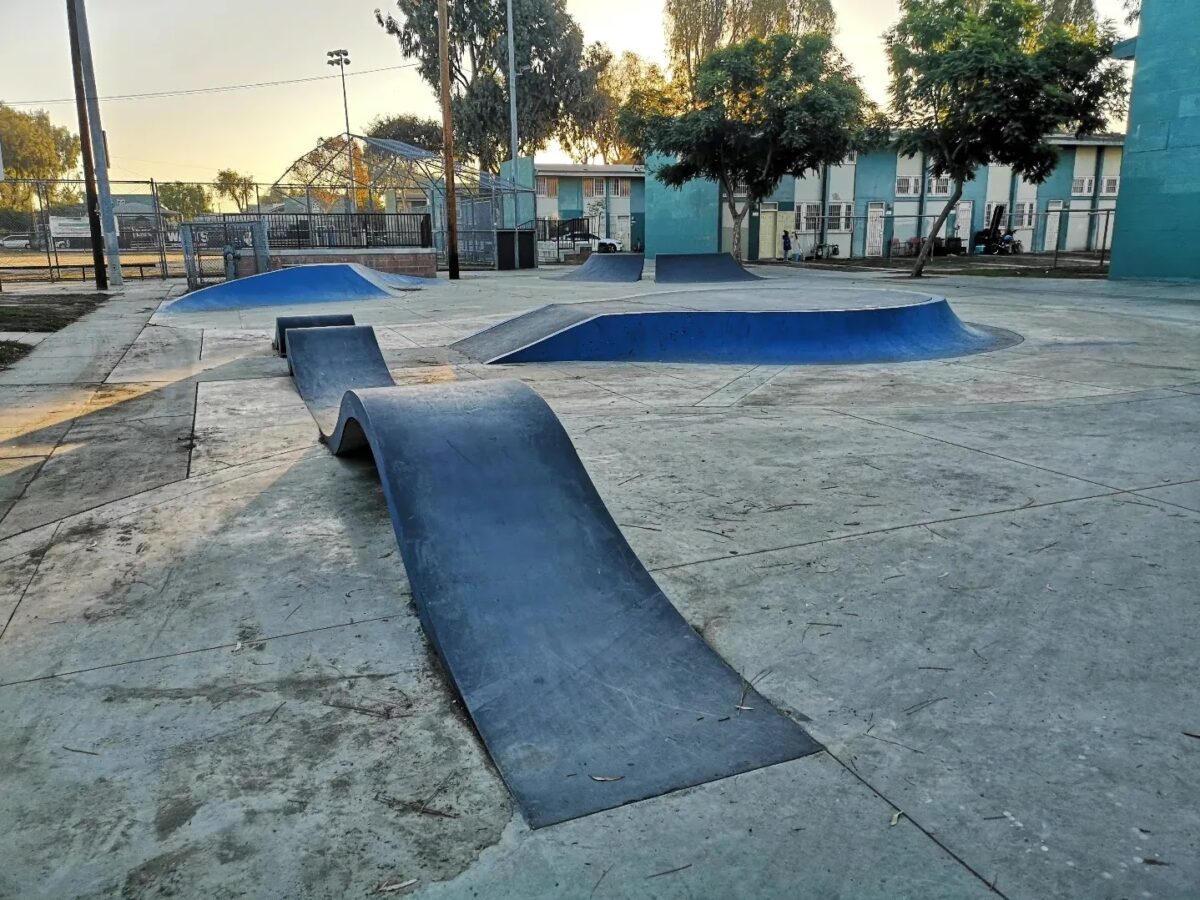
[505,0,519,169]
[326,49,356,214]
[437,0,460,279]
[72,0,122,287]
[65,0,106,289]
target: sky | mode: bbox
[1,0,1134,185]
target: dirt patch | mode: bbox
[0,292,110,332]
[0,340,30,369]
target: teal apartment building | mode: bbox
[645,135,1125,261]
[531,163,646,251]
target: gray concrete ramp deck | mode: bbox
[0,272,1198,898]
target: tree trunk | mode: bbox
[912,182,963,278]
[729,200,748,261]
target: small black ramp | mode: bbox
[273,314,356,355]
[558,253,644,283]
[655,252,762,284]
[282,322,820,828]
[285,325,393,434]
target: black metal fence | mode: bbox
[189,212,432,251]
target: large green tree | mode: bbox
[376,0,605,172]
[623,32,869,260]
[157,182,211,219]
[367,113,444,154]
[664,0,835,97]
[0,104,80,219]
[887,0,1126,276]
[213,169,255,212]
[559,50,671,164]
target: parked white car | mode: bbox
[1,233,32,249]
[562,230,623,253]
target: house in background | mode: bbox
[532,163,646,251]
[645,135,1124,261]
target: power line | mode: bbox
[6,63,419,106]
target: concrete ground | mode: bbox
[1,264,1197,899]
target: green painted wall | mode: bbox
[558,178,584,220]
[631,179,646,250]
[499,157,536,227]
[644,153,720,258]
[1110,0,1200,280]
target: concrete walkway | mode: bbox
[0,268,1197,898]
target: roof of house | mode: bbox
[1047,132,1125,147]
[533,162,645,178]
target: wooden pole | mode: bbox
[65,0,106,289]
[437,0,460,279]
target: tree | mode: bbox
[157,182,211,219]
[664,0,835,97]
[560,50,672,164]
[623,32,869,261]
[886,0,1127,276]
[367,113,444,154]
[213,169,255,212]
[376,0,605,171]
[0,104,81,216]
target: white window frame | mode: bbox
[1072,176,1095,197]
[582,177,605,199]
[1014,202,1035,229]
[535,175,557,198]
[796,202,822,233]
[926,175,952,197]
[827,202,853,232]
[1100,175,1121,196]
[610,178,631,198]
[895,175,918,197]
[842,151,858,165]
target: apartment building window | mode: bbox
[1072,176,1095,196]
[582,177,606,198]
[1100,175,1121,196]
[827,202,853,231]
[842,151,858,165]
[796,202,823,232]
[926,175,952,196]
[535,176,558,198]
[984,202,1007,229]
[1014,202,1035,228]
[610,178,631,198]
[895,175,919,197]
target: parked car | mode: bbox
[561,230,623,253]
[1,233,32,249]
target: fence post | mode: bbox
[251,219,269,274]
[150,179,169,279]
[180,224,198,290]
[1098,209,1111,269]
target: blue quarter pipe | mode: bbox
[163,263,432,313]
[477,299,1013,365]
[558,253,644,282]
[282,321,819,827]
[654,252,762,283]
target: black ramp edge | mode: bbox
[655,252,762,283]
[558,253,644,283]
[324,379,819,827]
[274,314,356,356]
[285,325,394,435]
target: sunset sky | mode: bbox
[2,0,1135,185]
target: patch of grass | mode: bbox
[0,292,109,331]
[0,340,32,369]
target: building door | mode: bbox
[758,204,778,259]
[952,200,973,240]
[866,202,886,256]
[1043,201,1062,252]
[614,215,631,250]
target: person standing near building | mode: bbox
[781,230,792,260]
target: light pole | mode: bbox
[326,49,356,213]
[505,0,518,168]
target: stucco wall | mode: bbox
[644,154,720,258]
[1110,0,1200,280]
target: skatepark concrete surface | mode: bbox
[1,263,1199,898]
